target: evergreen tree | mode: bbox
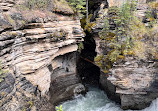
[67,0,86,17]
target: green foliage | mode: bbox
[78,42,84,52]
[0,62,7,83]
[145,1,158,27]
[27,101,34,108]
[109,49,121,62]
[97,0,158,73]
[80,14,96,32]
[94,54,104,62]
[5,14,16,26]
[53,29,68,38]
[56,105,63,111]
[22,107,26,111]
[97,1,138,72]
[67,0,86,17]
[148,1,158,10]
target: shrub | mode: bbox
[80,14,96,32]
[96,0,158,73]
[97,1,136,72]
[78,42,84,53]
[0,62,7,83]
[67,0,86,17]
[145,1,158,27]
[148,1,158,10]
[56,105,63,111]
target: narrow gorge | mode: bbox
[0,0,158,111]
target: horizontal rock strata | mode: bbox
[0,0,85,110]
[91,0,158,110]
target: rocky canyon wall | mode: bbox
[90,0,158,110]
[0,0,85,110]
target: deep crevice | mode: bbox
[76,31,121,105]
[77,31,100,86]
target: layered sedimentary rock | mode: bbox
[50,52,86,105]
[90,0,158,110]
[0,73,54,111]
[0,0,85,110]
[99,56,158,109]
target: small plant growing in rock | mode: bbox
[5,14,16,26]
[97,1,136,73]
[144,1,158,27]
[54,29,68,40]
[96,0,158,73]
[1,92,6,97]
[0,61,7,83]
[78,42,84,53]
[27,101,34,108]
[80,14,96,32]
[56,105,63,111]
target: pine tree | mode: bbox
[67,0,86,17]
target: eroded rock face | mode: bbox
[90,0,158,110]
[7,20,83,95]
[49,52,86,105]
[0,74,55,111]
[108,57,158,110]
[0,17,84,94]
[0,0,85,110]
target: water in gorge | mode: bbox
[57,87,158,111]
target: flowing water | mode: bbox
[57,87,158,111]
